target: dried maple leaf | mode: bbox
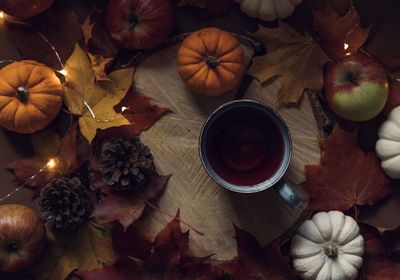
[78,213,212,279]
[178,0,235,15]
[29,222,116,280]
[96,89,171,140]
[91,173,170,229]
[6,1,82,69]
[83,7,118,58]
[304,125,395,212]
[82,16,114,82]
[64,44,134,143]
[313,6,372,60]
[7,124,79,190]
[248,24,329,104]
[218,226,297,280]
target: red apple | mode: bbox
[0,0,53,19]
[0,204,46,272]
[324,53,389,122]
[106,0,174,50]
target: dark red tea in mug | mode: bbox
[205,107,284,186]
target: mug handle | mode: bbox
[274,179,303,208]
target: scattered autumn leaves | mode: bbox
[77,214,297,280]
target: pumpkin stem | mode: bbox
[16,87,29,103]
[324,243,338,258]
[206,56,221,68]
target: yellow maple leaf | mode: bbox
[64,44,134,143]
[248,23,330,104]
[29,222,115,280]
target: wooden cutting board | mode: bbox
[135,42,321,260]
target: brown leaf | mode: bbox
[7,124,79,190]
[178,0,235,15]
[78,213,212,280]
[82,15,114,82]
[363,259,400,280]
[91,173,170,229]
[6,1,82,69]
[218,226,297,280]
[304,125,395,212]
[84,7,118,57]
[248,24,330,104]
[29,222,116,280]
[313,6,372,60]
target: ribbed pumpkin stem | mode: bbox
[206,56,220,68]
[324,243,338,258]
[16,87,29,103]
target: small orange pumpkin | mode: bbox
[177,27,245,96]
[0,61,63,134]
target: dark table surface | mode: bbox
[0,0,399,229]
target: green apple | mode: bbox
[325,53,389,122]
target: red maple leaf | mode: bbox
[77,212,213,279]
[91,173,170,230]
[96,90,170,141]
[313,6,372,60]
[7,124,80,190]
[304,125,395,212]
[355,224,400,279]
[217,227,297,280]
[178,0,235,15]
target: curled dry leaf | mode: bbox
[248,24,329,104]
[304,125,395,212]
[63,44,134,143]
[91,173,170,230]
[178,0,235,15]
[29,222,116,280]
[7,124,79,190]
[6,1,82,69]
[313,6,372,60]
[82,16,114,82]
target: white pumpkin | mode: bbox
[235,0,303,22]
[376,106,400,179]
[291,211,364,280]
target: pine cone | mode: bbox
[97,137,154,191]
[39,177,94,230]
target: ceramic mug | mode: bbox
[199,99,302,208]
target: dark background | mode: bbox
[0,0,399,228]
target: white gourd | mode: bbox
[291,211,364,280]
[235,0,303,22]
[376,106,400,179]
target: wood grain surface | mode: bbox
[134,43,320,260]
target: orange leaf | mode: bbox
[313,6,372,60]
[304,125,395,212]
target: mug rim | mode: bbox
[199,99,292,193]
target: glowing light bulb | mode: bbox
[0,11,4,19]
[58,69,67,77]
[46,158,57,170]
[344,43,349,50]
[121,106,129,112]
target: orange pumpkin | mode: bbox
[0,61,63,134]
[177,28,245,96]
